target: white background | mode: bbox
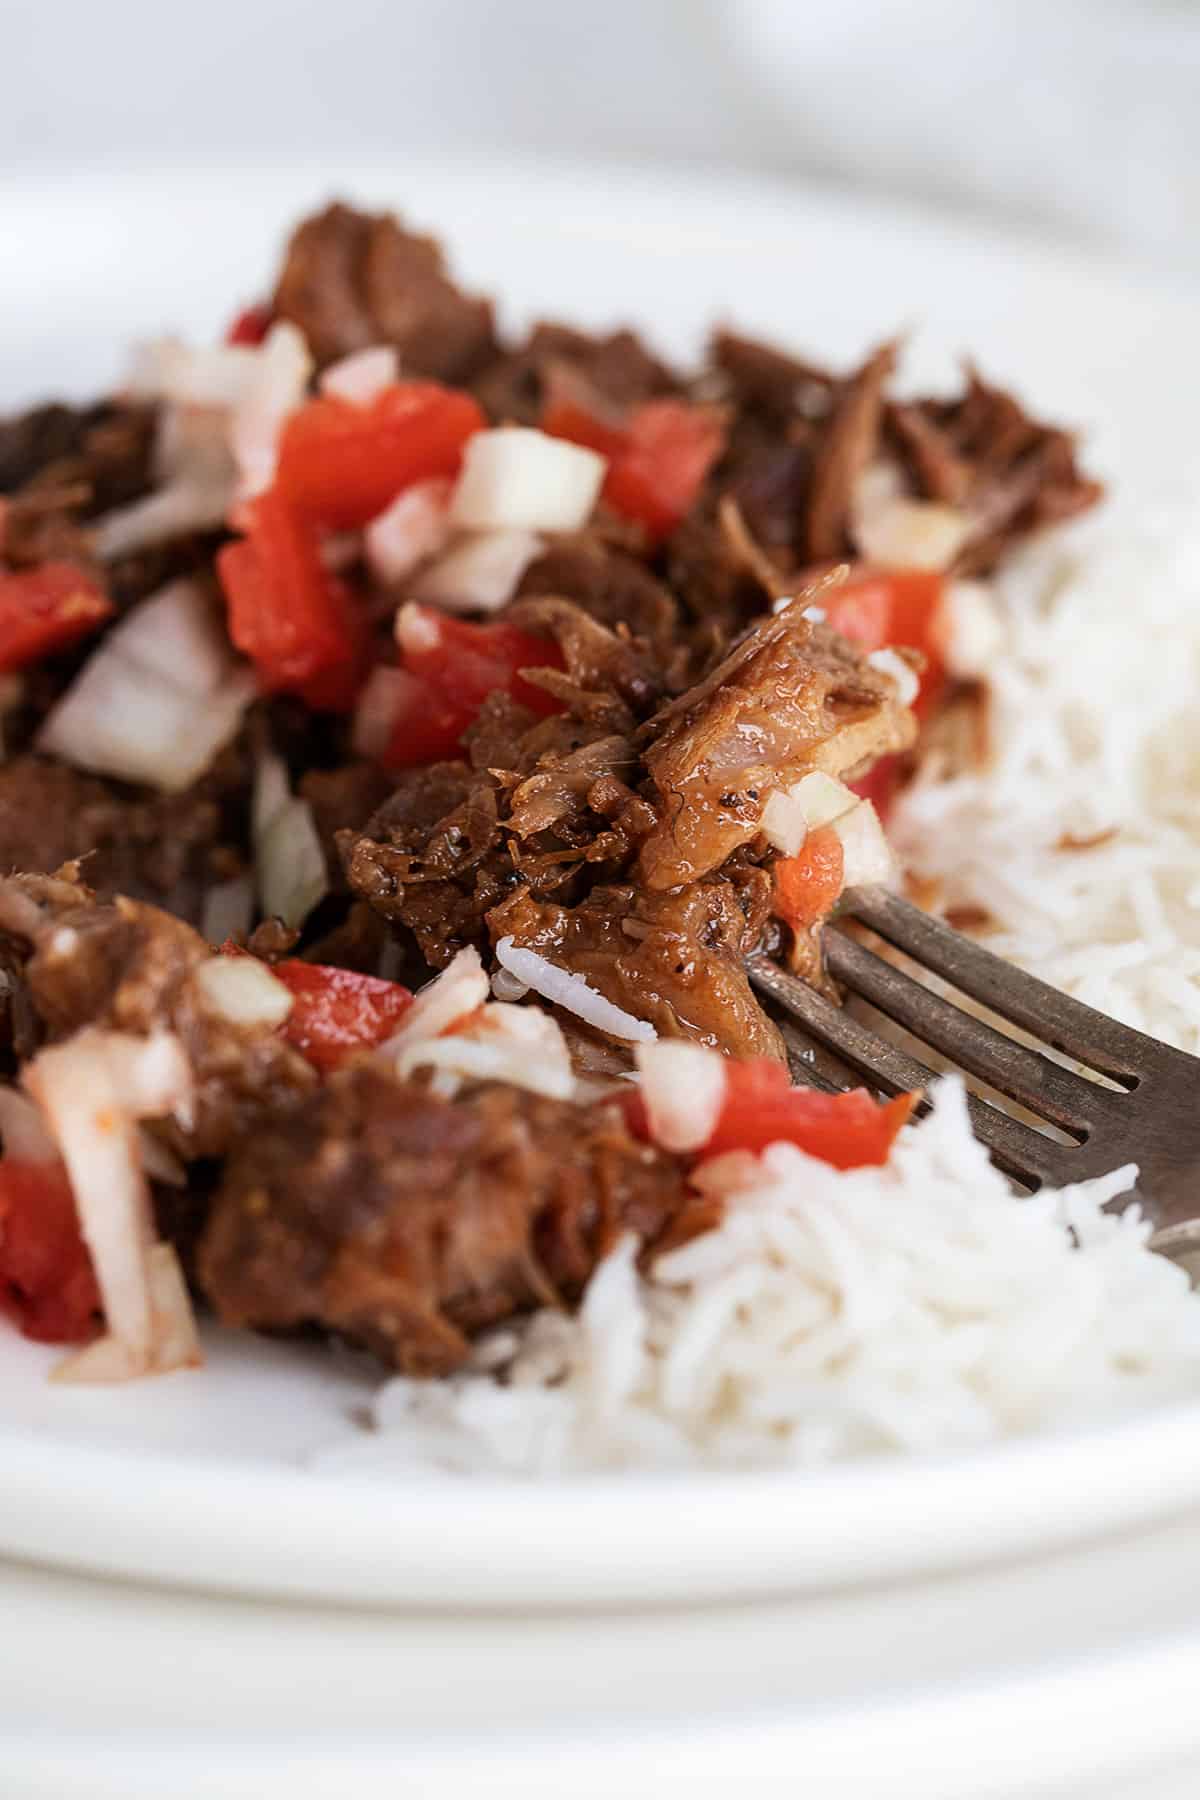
[6,0,1200,283]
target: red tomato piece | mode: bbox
[543,395,724,539]
[226,302,273,346]
[0,562,112,674]
[0,1160,100,1344]
[821,569,945,717]
[380,607,566,769]
[217,489,368,711]
[272,962,414,1072]
[276,383,486,530]
[773,825,845,929]
[702,1061,916,1168]
[849,754,903,824]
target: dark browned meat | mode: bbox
[474,320,678,426]
[0,750,251,928]
[271,202,496,381]
[0,871,315,1156]
[488,876,785,1062]
[0,402,156,570]
[889,369,1104,573]
[198,1062,695,1375]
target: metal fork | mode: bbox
[748,885,1200,1257]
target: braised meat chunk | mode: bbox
[635,603,916,891]
[198,1063,693,1375]
[272,201,496,381]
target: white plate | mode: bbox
[1,155,1199,1610]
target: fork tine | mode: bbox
[747,953,1080,1190]
[842,887,1150,1081]
[824,928,1105,1134]
[747,954,934,1093]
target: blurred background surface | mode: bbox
[6,0,1200,283]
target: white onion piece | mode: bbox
[351,664,413,759]
[385,946,489,1052]
[230,321,313,501]
[449,428,606,532]
[394,601,441,656]
[94,405,236,560]
[854,492,971,572]
[24,1028,195,1377]
[365,480,452,587]
[760,770,857,854]
[54,1242,199,1384]
[411,528,544,615]
[193,955,295,1028]
[0,1089,57,1164]
[126,337,260,409]
[494,938,656,1043]
[867,647,920,708]
[37,580,256,792]
[320,345,399,405]
[253,751,328,930]
[635,1041,727,1152]
[92,480,230,561]
[941,579,1005,679]
[831,799,897,889]
[396,1036,575,1101]
[137,1127,186,1187]
[200,873,255,947]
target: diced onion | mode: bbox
[253,752,329,930]
[449,428,606,532]
[230,321,313,501]
[394,601,441,655]
[351,664,414,759]
[200,873,255,946]
[411,528,544,614]
[941,579,1005,678]
[635,1041,727,1152]
[193,955,295,1028]
[760,770,856,855]
[831,799,897,889]
[396,1035,575,1101]
[494,938,656,1043]
[126,337,261,409]
[384,946,490,1052]
[320,345,399,406]
[24,1028,198,1381]
[867,647,920,708]
[852,465,971,572]
[365,480,452,587]
[37,579,256,792]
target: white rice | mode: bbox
[335,500,1200,1474]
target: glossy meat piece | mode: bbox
[488,875,785,1062]
[198,1063,694,1375]
[636,602,916,891]
[0,871,315,1157]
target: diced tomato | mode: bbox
[543,394,724,539]
[217,489,368,711]
[773,825,845,929]
[0,562,112,674]
[0,1160,100,1345]
[380,606,566,768]
[700,1060,916,1168]
[821,569,945,716]
[277,383,486,530]
[226,302,273,347]
[849,754,903,824]
[272,961,414,1072]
